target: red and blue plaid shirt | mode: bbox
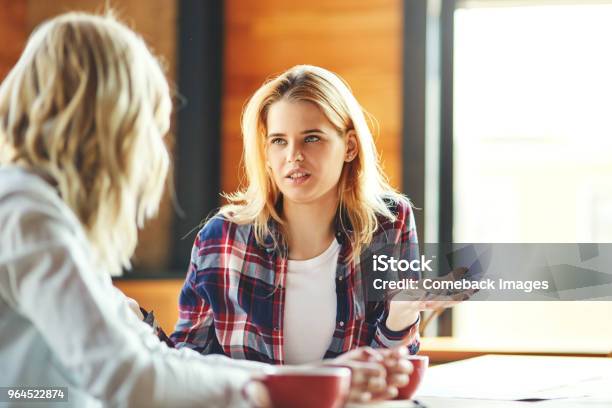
[171,197,421,364]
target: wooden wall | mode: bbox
[114,279,183,333]
[2,0,405,332]
[222,0,404,195]
[1,0,177,271]
[3,0,405,269]
[0,0,27,81]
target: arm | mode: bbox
[3,207,258,408]
[170,259,218,354]
[370,309,420,354]
[370,199,421,353]
[170,223,226,356]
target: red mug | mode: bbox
[395,355,429,400]
[258,366,351,408]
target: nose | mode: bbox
[287,142,304,163]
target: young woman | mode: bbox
[0,12,276,407]
[172,66,447,398]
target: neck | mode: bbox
[283,191,338,260]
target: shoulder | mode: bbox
[195,214,231,243]
[370,194,417,246]
[0,167,83,257]
[191,212,257,267]
[378,194,415,228]
[195,213,253,246]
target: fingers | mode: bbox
[379,346,408,368]
[335,346,383,364]
[379,347,413,388]
[354,346,384,363]
[349,380,398,403]
[335,346,416,403]
[348,388,373,403]
[389,373,409,388]
[366,375,387,393]
[350,361,386,385]
[369,386,399,402]
[348,361,387,403]
[392,355,413,374]
[125,297,144,320]
[449,266,469,280]
[381,344,408,358]
[242,380,272,408]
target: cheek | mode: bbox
[327,160,346,184]
[316,147,346,184]
[321,144,347,171]
[266,150,284,181]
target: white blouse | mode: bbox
[0,166,265,408]
[284,238,340,364]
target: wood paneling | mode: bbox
[0,0,27,81]
[25,0,177,271]
[222,0,403,196]
[3,2,183,331]
[114,279,184,334]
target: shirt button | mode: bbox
[338,321,345,327]
[337,276,343,281]
[274,326,280,331]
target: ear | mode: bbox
[345,130,358,162]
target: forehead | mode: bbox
[266,99,334,132]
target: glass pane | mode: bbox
[453,3,612,351]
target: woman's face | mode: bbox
[265,99,356,207]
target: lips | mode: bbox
[285,168,311,184]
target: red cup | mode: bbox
[395,355,429,400]
[259,366,351,408]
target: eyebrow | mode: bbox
[267,129,326,138]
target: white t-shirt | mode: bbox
[283,238,340,364]
[0,166,265,408]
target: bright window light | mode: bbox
[452,3,612,351]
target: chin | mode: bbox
[283,195,316,205]
[280,190,320,205]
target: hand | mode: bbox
[324,347,413,403]
[377,346,413,391]
[242,379,271,408]
[124,296,144,320]
[386,267,478,331]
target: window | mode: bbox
[452,2,612,351]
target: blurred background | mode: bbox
[1,0,611,361]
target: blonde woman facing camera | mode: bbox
[0,12,272,407]
[171,65,456,402]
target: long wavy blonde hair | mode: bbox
[221,65,406,258]
[0,12,171,276]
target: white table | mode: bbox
[349,355,612,408]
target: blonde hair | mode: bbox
[0,12,171,276]
[221,65,406,258]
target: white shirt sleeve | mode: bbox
[1,197,263,408]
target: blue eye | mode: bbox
[271,138,287,145]
[305,135,320,143]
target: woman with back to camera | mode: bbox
[171,65,463,402]
[0,12,277,407]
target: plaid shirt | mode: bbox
[171,197,421,364]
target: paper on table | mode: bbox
[346,401,423,408]
[417,355,612,401]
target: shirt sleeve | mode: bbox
[369,198,421,354]
[370,310,421,354]
[170,231,219,354]
[2,205,261,408]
